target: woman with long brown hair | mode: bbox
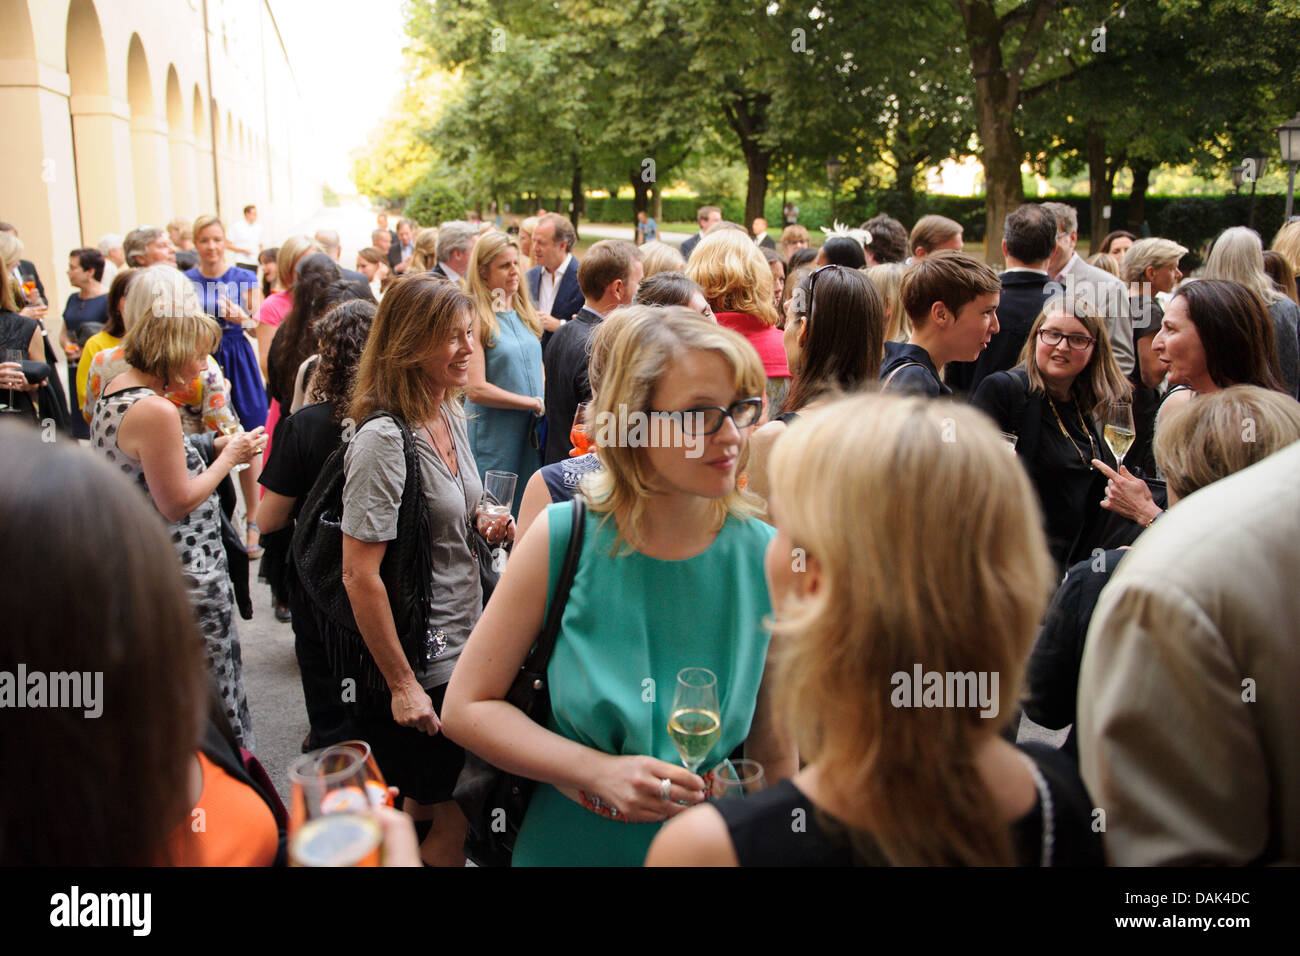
[647,395,1104,866]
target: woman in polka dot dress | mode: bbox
[89,267,266,748]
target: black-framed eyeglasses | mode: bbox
[798,264,843,318]
[651,397,764,436]
[1038,328,1095,351]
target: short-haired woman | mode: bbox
[339,275,501,866]
[1094,278,1287,528]
[444,308,795,866]
[746,265,886,509]
[647,395,1103,866]
[463,230,545,514]
[638,240,686,278]
[972,300,1131,573]
[90,266,266,748]
[632,271,713,319]
[1123,236,1187,474]
[1204,226,1300,398]
[687,228,791,410]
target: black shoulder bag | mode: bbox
[291,411,433,703]
[454,497,587,867]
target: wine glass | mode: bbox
[218,419,250,472]
[710,759,765,800]
[335,739,393,809]
[569,402,591,457]
[2,349,25,414]
[287,747,383,867]
[1104,402,1135,468]
[668,667,722,774]
[476,470,517,554]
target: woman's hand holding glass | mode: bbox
[589,754,706,823]
[1092,458,1162,526]
[216,424,266,467]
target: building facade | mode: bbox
[1,0,319,330]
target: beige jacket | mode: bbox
[1078,440,1300,865]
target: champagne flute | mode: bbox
[668,667,722,774]
[710,758,765,800]
[288,747,383,867]
[2,349,25,414]
[1103,401,1135,468]
[218,419,250,472]
[476,470,517,556]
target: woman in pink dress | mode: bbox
[256,235,320,474]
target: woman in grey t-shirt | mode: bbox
[340,276,507,867]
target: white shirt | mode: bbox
[228,219,262,255]
[538,253,572,315]
[440,263,462,284]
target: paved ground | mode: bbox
[240,554,307,804]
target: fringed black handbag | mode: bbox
[453,497,586,867]
[291,411,433,705]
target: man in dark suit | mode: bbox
[944,204,1056,396]
[543,240,643,464]
[751,217,776,251]
[314,229,375,300]
[679,205,722,261]
[387,218,416,275]
[527,213,582,351]
[428,221,477,284]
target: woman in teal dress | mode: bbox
[445,306,796,866]
[463,231,544,515]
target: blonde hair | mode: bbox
[767,394,1054,865]
[464,230,542,348]
[639,241,685,277]
[1087,252,1120,276]
[349,274,474,426]
[191,214,222,243]
[583,306,766,554]
[686,228,780,327]
[120,265,221,382]
[1019,299,1131,419]
[1154,385,1300,501]
[276,235,323,292]
[1121,237,1187,285]
[519,216,539,239]
[1272,220,1300,275]
[865,263,909,341]
[1205,226,1282,304]
[410,228,440,273]
[0,233,23,310]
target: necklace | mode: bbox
[1046,393,1096,469]
[422,408,458,477]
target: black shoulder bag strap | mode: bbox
[506,497,586,725]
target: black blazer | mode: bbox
[945,270,1052,397]
[679,233,704,261]
[387,241,411,271]
[542,306,602,465]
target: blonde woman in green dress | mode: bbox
[444,306,795,866]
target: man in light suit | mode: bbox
[527,213,581,351]
[1042,202,1134,378]
[679,205,722,261]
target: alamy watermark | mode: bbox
[0,664,102,718]
[890,664,1000,718]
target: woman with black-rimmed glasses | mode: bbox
[444,305,796,866]
[972,300,1131,573]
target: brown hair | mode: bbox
[783,266,885,414]
[578,240,641,300]
[1173,279,1284,392]
[1154,385,1300,501]
[900,250,1000,326]
[537,213,577,252]
[0,424,209,864]
[103,267,141,338]
[1263,250,1298,305]
[909,214,963,255]
[350,274,474,425]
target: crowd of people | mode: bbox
[3,197,1300,869]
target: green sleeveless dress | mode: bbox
[512,501,777,866]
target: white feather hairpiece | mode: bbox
[821,220,872,250]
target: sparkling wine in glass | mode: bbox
[668,667,722,774]
[1104,402,1136,467]
[218,419,250,472]
[2,349,25,414]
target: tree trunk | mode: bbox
[742,145,770,231]
[1127,162,1152,233]
[631,167,650,240]
[569,165,582,231]
[894,160,921,226]
[1086,124,1110,255]
[653,187,662,224]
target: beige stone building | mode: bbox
[1,0,319,335]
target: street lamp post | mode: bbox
[1246,152,1267,230]
[1275,113,1300,223]
[826,157,843,222]
[1231,165,1245,194]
